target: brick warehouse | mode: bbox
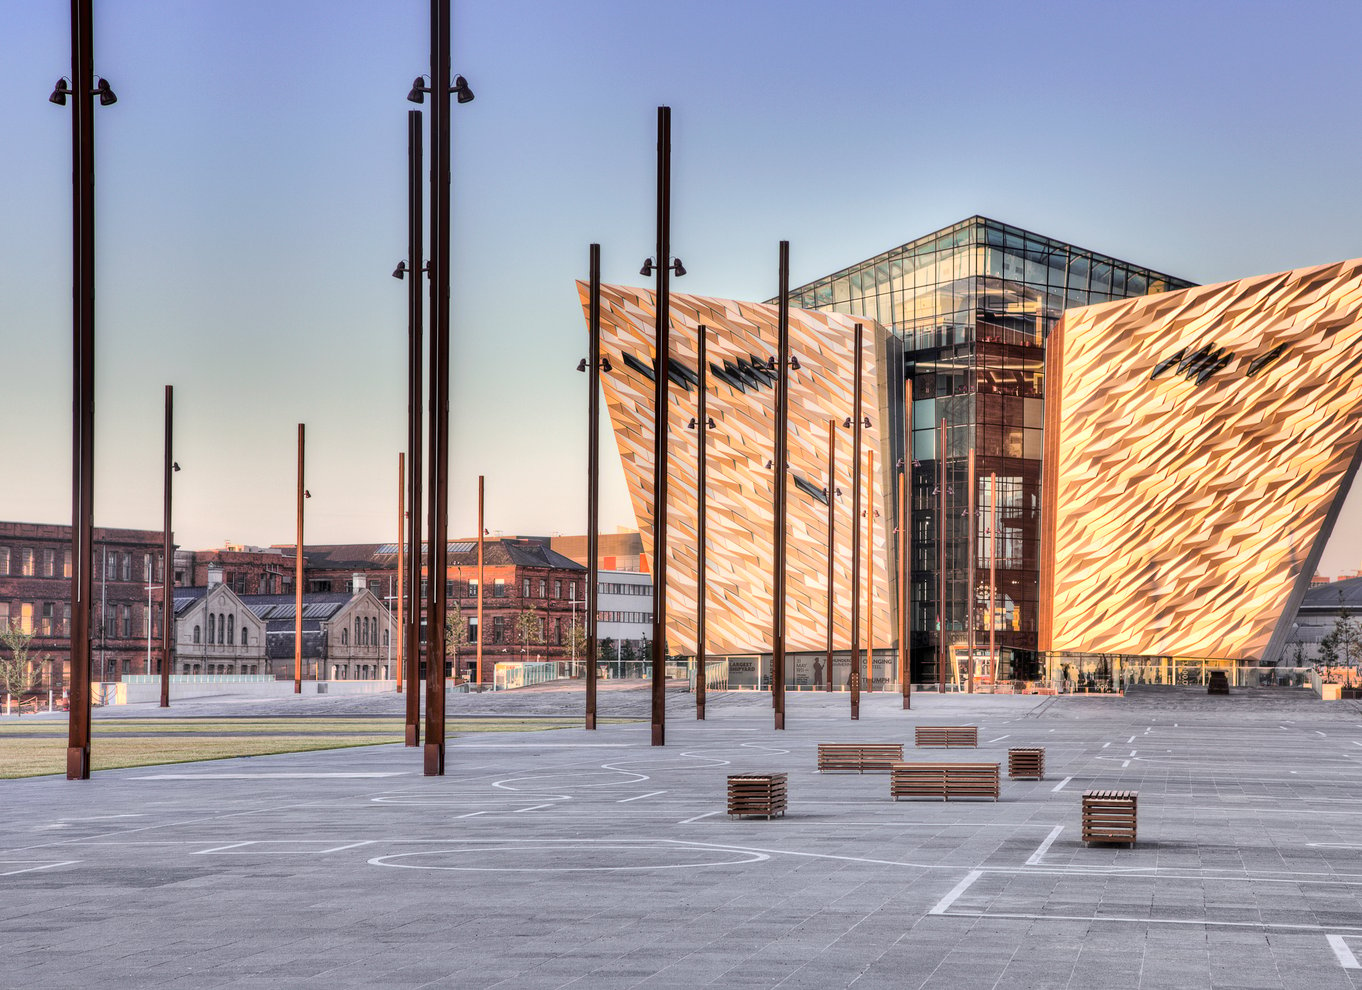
[0,521,167,691]
[295,538,588,683]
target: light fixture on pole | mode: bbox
[687,325,711,720]
[160,385,175,708]
[294,424,306,693]
[398,105,424,748]
[771,242,794,731]
[581,243,605,730]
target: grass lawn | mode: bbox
[0,716,637,779]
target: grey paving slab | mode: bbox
[6,686,1362,987]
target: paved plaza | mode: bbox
[4,686,1362,988]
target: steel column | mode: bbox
[825,418,836,693]
[866,448,875,693]
[938,417,947,692]
[850,323,863,720]
[650,106,671,748]
[294,424,305,691]
[404,107,423,746]
[477,477,484,685]
[160,385,173,707]
[586,244,600,730]
[424,0,452,776]
[772,242,790,731]
[989,471,997,682]
[65,0,96,780]
[967,447,976,694]
[901,377,912,709]
[397,452,405,693]
[695,324,707,720]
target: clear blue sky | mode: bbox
[3,0,1360,573]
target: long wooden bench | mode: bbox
[914,726,978,749]
[890,762,1000,801]
[1082,790,1137,845]
[1008,747,1045,780]
[817,742,905,773]
[727,773,787,819]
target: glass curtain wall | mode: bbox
[786,217,1194,686]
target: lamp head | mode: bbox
[671,258,686,277]
[843,417,852,429]
[392,261,407,280]
[452,75,474,104]
[639,258,655,277]
[304,490,312,499]
[94,78,116,106]
[406,77,427,103]
[687,418,697,430]
[172,462,181,472]
[576,358,587,373]
[706,417,716,429]
[49,78,70,105]
[600,357,612,373]
[789,355,800,371]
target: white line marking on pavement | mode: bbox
[678,811,721,825]
[940,908,1362,934]
[449,743,635,748]
[58,814,142,822]
[1025,826,1064,866]
[1121,760,1131,768]
[131,772,407,779]
[0,860,79,877]
[1052,776,1072,792]
[1101,742,1110,749]
[1130,751,1137,756]
[192,842,254,855]
[1126,736,1136,743]
[1318,731,1329,737]
[930,871,982,915]
[512,804,555,813]
[1330,934,1362,969]
[454,811,487,819]
[618,791,667,803]
[987,735,1009,744]
[318,841,376,853]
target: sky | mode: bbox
[2,0,1360,574]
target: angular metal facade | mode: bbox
[579,283,898,664]
[1040,259,1362,662]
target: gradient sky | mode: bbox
[3,1,1360,574]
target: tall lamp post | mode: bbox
[865,451,875,694]
[408,0,475,776]
[294,424,308,691]
[848,323,864,720]
[770,242,794,731]
[53,0,116,780]
[392,105,424,746]
[687,325,714,720]
[899,378,912,709]
[824,419,837,692]
[396,452,404,694]
[640,105,685,747]
[937,416,948,692]
[578,244,609,729]
[160,385,177,707]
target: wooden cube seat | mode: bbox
[1008,747,1046,780]
[1082,790,1137,845]
[727,773,787,819]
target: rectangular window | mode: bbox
[61,604,70,636]
[446,580,456,599]
[494,580,506,599]
[493,616,506,643]
[0,602,11,630]
[0,548,8,575]
[144,553,153,583]
[42,550,55,578]
[554,580,562,599]
[522,578,531,598]
[20,603,34,634]
[468,579,478,598]
[538,579,547,598]
[20,549,34,576]
[121,553,132,582]
[120,604,132,638]
[152,604,161,638]
[41,603,54,636]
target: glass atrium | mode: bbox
[784,216,1195,686]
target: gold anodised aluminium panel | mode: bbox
[578,283,895,659]
[1040,259,1362,662]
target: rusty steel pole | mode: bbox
[989,471,998,682]
[866,449,875,694]
[160,385,173,708]
[772,241,790,731]
[423,0,454,776]
[825,419,837,693]
[294,424,305,692]
[850,323,863,720]
[63,0,101,780]
[938,417,947,692]
[967,447,976,694]
[695,324,708,720]
[901,377,912,710]
[477,477,484,685]
[404,106,423,746]
[649,105,672,748]
[397,453,405,693]
[586,245,601,730]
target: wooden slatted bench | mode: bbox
[890,762,1000,801]
[914,726,978,748]
[1082,790,1137,845]
[727,773,787,819]
[817,742,905,773]
[1008,747,1045,780]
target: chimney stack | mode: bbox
[207,564,224,588]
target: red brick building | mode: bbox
[295,538,588,682]
[174,544,292,596]
[0,521,168,689]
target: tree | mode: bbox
[1289,641,1307,669]
[445,602,471,682]
[564,617,588,669]
[513,607,542,662]
[0,622,50,716]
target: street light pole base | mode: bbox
[851,704,859,720]
[66,747,89,780]
[774,711,784,731]
[405,724,419,747]
[651,723,664,746]
[696,702,705,721]
[585,713,596,731]
[423,743,444,776]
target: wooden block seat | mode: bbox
[1082,790,1137,845]
[727,773,787,819]
[817,742,905,773]
[1008,747,1046,780]
[914,725,978,748]
[890,762,1000,801]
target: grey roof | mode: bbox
[1299,576,1362,612]
[237,592,355,621]
[172,586,209,616]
